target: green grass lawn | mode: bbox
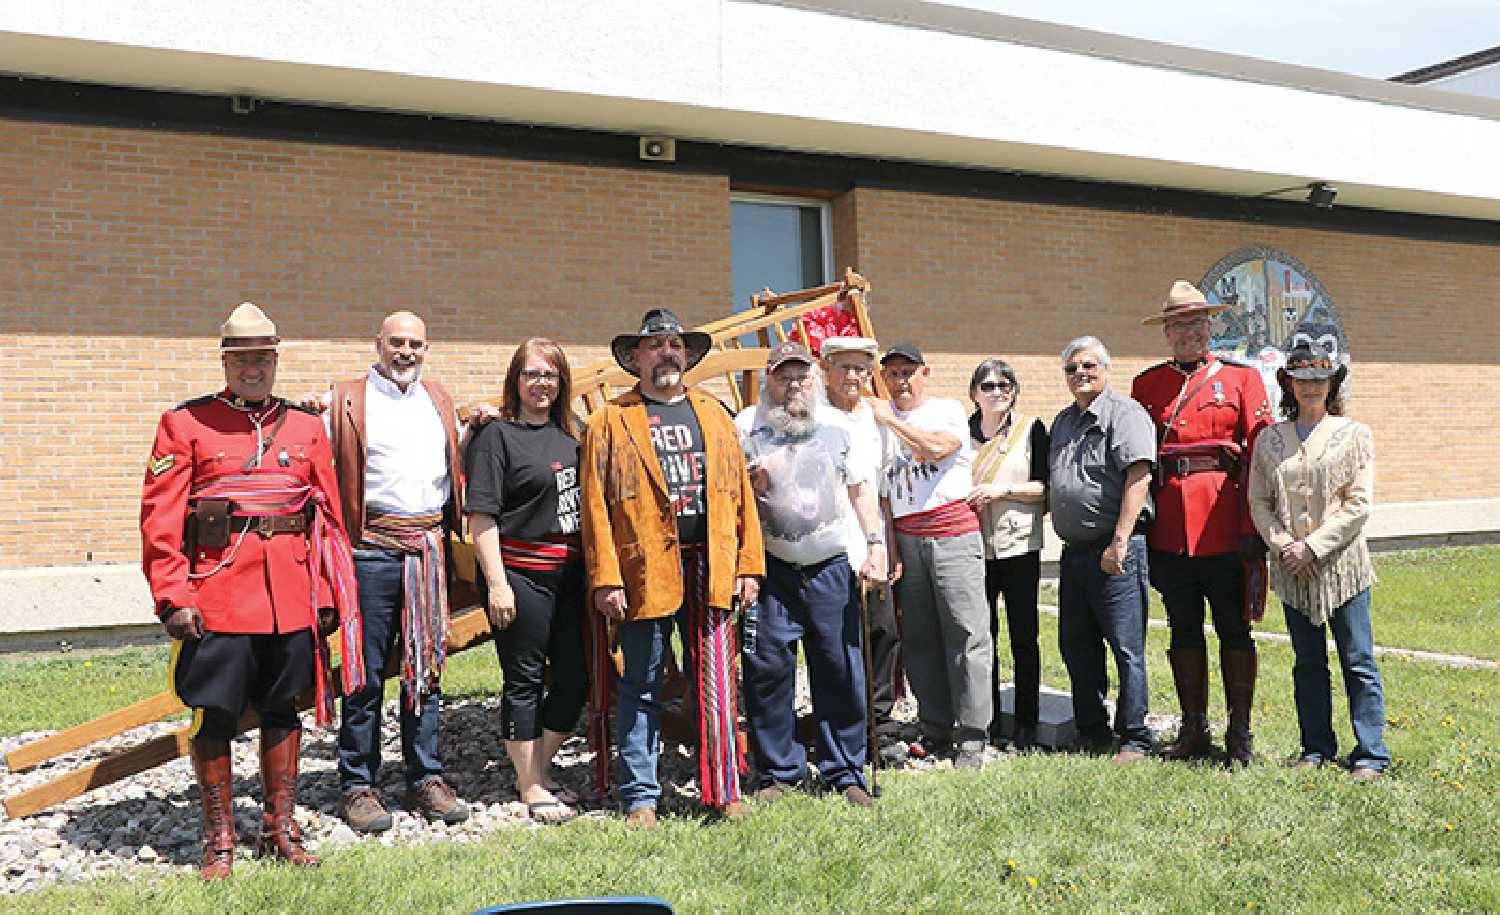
[3,548,1497,912]
[1040,543,1500,661]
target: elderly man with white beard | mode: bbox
[736,342,888,807]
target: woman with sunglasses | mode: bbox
[1248,341,1387,780]
[466,338,589,821]
[965,358,1049,750]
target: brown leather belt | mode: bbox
[232,514,308,538]
[1163,454,1229,477]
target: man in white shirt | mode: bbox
[873,344,993,769]
[737,342,887,807]
[820,337,905,761]
[324,312,471,832]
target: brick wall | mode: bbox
[3,117,1497,571]
[843,187,1500,503]
[0,118,729,568]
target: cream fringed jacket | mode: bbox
[1248,416,1377,625]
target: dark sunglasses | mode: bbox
[1063,360,1101,375]
[977,381,1014,393]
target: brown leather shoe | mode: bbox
[190,737,235,880]
[1112,749,1147,764]
[338,788,393,834]
[754,784,786,803]
[625,806,658,828]
[843,785,875,809]
[721,800,750,821]
[405,778,470,824]
[1349,766,1385,782]
[254,728,319,867]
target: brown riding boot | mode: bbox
[254,728,320,867]
[1222,649,1258,768]
[190,737,236,880]
[1162,648,1214,761]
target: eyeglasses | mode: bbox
[1063,361,1101,376]
[520,369,561,383]
[774,373,814,388]
[977,381,1014,393]
[829,363,873,375]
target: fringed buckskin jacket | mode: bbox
[580,388,764,620]
[1248,416,1376,625]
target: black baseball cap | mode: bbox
[880,343,925,366]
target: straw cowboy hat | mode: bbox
[220,302,280,351]
[1141,281,1231,325]
[610,308,713,377]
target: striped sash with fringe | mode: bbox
[364,509,448,713]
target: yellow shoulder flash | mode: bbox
[149,454,176,476]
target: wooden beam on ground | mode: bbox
[2,710,257,820]
[6,693,187,773]
[2,607,492,818]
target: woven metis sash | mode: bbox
[191,471,366,727]
[893,499,980,538]
[364,509,449,714]
[585,543,745,807]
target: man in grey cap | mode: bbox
[736,341,887,807]
[1048,335,1156,762]
[874,343,993,769]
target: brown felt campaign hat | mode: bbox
[220,302,280,351]
[1142,281,1230,325]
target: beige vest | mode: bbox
[971,414,1045,560]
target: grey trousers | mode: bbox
[894,529,994,745]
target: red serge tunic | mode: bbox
[140,392,345,635]
[1130,357,1273,557]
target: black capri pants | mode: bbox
[491,562,589,741]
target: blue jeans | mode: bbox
[744,554,867,791]
[614,610,688,813]
[337,550,444,792]
[1058,535,1151,753]
[1283,588,1390,771]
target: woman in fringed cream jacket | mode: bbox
[1248,341,1389,780]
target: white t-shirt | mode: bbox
[882,396,974,519]
[735,404,863,566]
[832,400,893,570]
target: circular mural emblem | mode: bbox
[1200,246,1348,404]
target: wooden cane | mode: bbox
[859,578,882,798]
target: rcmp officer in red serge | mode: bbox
[140,303,364,879]
[1131,281,1272,766]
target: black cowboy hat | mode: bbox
[1279,340,1348,383]
[610,308,713,377]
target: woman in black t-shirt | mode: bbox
[465,338,587,823]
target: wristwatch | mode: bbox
[866,531,885,545]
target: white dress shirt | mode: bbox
[353,367,452,515]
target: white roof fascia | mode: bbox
[0,0,1497,221]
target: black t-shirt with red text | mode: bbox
[645,397,707,544]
